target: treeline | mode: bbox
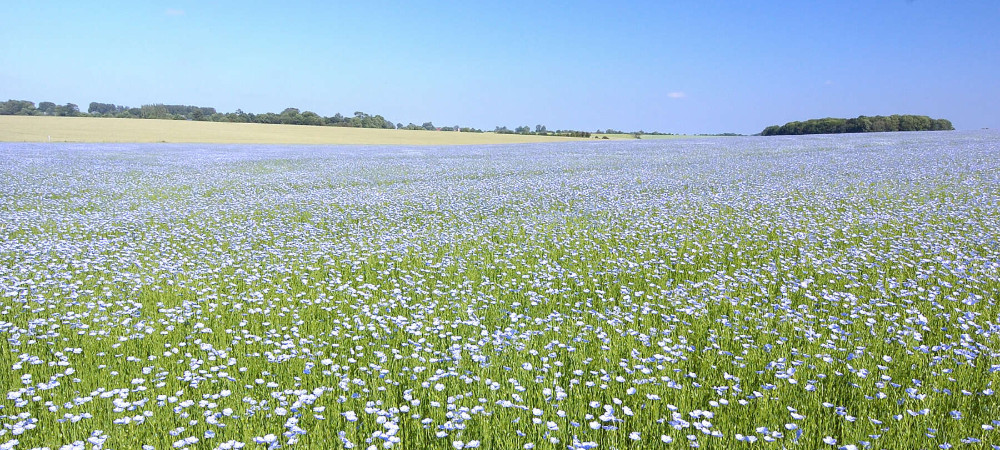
[494,125,592,138]
[89,103,401,130]
[2,98,673,136]
[0,99,431,131]
[1,100,82,116]
[761,115,954,136]
[396,122,484,132]
[596,129,679,136]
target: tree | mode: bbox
[300,111,323,126]
[0,100,36,115]
[930,119,954,131]
[279,108,302,124]
[846,116,873,133]
[422,122,436,131]
[55,103,79,116]
[139,104,169,119]
[535,124,547,134]
[374,115,395,129]
[89,102,112,115]
[39,102,57,115]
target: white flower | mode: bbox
[254,434,277,444]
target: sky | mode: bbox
[2,1,998,134]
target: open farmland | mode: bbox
[0,116,591,146]
[1,132,998,450]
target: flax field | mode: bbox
[1,132,998,449]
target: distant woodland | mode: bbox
[760,115,954,136]
[0,99,634,138]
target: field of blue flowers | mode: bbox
[1,132,998,449]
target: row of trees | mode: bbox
[0,100,81,116]
[3,99,674,136]
[86,102,219,119]
[90,103,402,129]
[4,99,503,132]
[0,99,420,130]
[393,122,484,132]
[761,115,954,136]
[493,125,593,138]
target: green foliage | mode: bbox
[553,130,591,138]
[493,125,590,138]
[140,104,170,119]
[88,102,129,116]
[55,103,79,116]
[761,115,954,136]
[0,99,38,115]
[38,102,57,115]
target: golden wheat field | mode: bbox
[0,116,602,145]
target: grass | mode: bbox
[0,116,598,146]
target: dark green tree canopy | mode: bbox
[38,102,57,115]
[761,115,953,136]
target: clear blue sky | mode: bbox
[2,1,998,133]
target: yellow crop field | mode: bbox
[0,116,592,145]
